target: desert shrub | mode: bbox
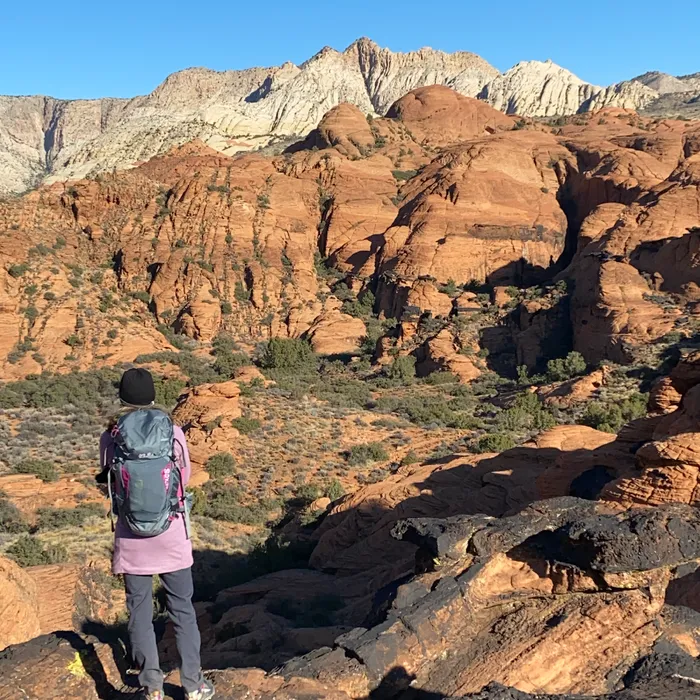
[106,329,118,339]
[8,262,29,278]
[231,416,262,435]
[179,354,222,385]
[392,170,418,181]
[43,291,57,301]
[234,281,250,303]
[6,535,68,567]
[200,482,277,525]
[362,468,389,484]
[260,338,317,372]
[135,350,219,386]
[0,494,29,534]
[188,486,207,516]
[311,375,372,409]
[129,290,151,303]
[325,479,345,501]
[207,184,230,194]
[662,330,683,345]
[0,368,119,410]
[212,343,251,379]
[294,483,322,505]
[426,371,459,385]
[438,279,460,296]
[341,290,375,319]
[220,301,233,315]
[516,365,530,384]
[13,459,59,482]
[314,253,342,282]
[156,324,189,350]
[400,450,420,466]
[212,333,238,355]
[473,432,516,454]
[581,393,647,433]
[374,394,478,430]
[65,334,82,348]
[346,442,389,466]
[205,452,236,479]
[546,351,587,382]
[497,391,557,433]
[153,377,186,409]
[98,292,116,313]
[387,355,416,384]
[35,502,105,530]
[418,314,446,336]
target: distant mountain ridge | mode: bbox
[0,37,697,194]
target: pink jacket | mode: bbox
[100,424,194,576]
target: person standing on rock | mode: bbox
[97,368,215,700]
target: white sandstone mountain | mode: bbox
[0,38,696,194]
[633,71,700,94]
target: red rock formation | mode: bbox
[0,89,698,373]
[0,556,40,650]
[172,380,243,480]
[306,308,366,356]
[385,86,514,146]
[305,103,376,158]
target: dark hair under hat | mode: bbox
[119,368,156,407]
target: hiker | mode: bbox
[98,368,214,700]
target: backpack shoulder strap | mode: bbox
[171,435,192,539]
[106,468,116,532]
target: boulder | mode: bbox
[306,311,366,356]
[306,103,376,158]
[172,380,243,479]
[386,85,514,146]
[537,370,606,409]
[173,380,242,428]
[416,328,481,382]
[0,556,40,651]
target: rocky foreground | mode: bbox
[6,350,700,697]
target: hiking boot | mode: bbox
[142,691,164,700]
[186,679,215,700]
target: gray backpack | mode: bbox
[108,408,186,538]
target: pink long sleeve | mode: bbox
[103,421,194,576]
[173,425,191,486]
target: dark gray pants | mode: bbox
[124,568,204,693]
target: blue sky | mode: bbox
[2,1,697,99]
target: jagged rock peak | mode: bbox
[633,70,700,94]
[0,39,697,194]
[479,59,599,116]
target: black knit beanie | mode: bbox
[119,368,156,407]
